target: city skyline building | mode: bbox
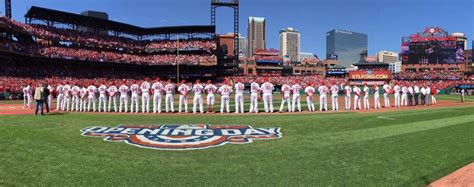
[248,17,266,57]
[377,50,401,73]
[326,29,368,68]
[279,27,301,62]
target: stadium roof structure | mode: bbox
[24,6,215,37]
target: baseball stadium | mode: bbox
[1,0,473,186]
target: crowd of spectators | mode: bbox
[0,41,29,53]
[254,55,283,62]
[0,17,216,52]
[145,39,216,52]
[0,17,217,66]
[38,46,216,65]
[393,70,464,80]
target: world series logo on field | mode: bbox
[81,124,282,150]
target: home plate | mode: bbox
[429,163,474,187]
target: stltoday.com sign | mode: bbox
[349,70,392,80]
[81,124,282,150]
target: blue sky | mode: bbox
[8,0,474,58]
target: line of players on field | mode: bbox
[22,78,438,114]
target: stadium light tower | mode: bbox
[5,0,11,18]
[211,0,239,73]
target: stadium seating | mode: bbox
[0,17,217,66]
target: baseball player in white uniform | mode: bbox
[383,82,391,108]
[204,80,217,113]
[178,80,190,113]
[79,86,87,112]
[305,83,316,112]
[279,83,292,112]
[22,85,28,108]
[192,80,204,114]
[71,85,80,111]
[344,83,352,110]
[130,83,140,113]
[27,84,33,109]
[47,84,53,110]
[393,83,401,107]
[118,84,129,113]
[62,84,71,111]
[151,79,164,113]
[218,81,232,113]
[164,80,175,113]
[318,82,329,112]
[330,83,339,111]
[56,84,64,111]
[291,82,302,112]
[353,85,362,110]
[373,84,381,109]
[107,85,118,112]
[363,84,370,110]
[140,81,151,113]
[86,85,97,112]
[22,85,31,109]
[22,85,31,108]
[98,85,108,112]
[234,79,245,113]
[249,80,260,113]
[260,79,274,113]
[401,84,408,106]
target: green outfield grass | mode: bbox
[0,95,473,186]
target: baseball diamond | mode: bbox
[1,0,474,186]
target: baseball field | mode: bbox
[0,95,473,186]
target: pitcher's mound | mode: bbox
[429,163,474,187]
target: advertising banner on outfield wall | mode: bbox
[349,70,392,80]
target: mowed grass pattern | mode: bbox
[0,96,473,186]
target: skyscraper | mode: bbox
[326,29,368,68]
[279,27,300,62]
[248,17,266,57]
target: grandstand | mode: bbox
[1,6,219,78]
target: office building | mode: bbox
[377,51,400,73]
[376,51,399,64]
[326,29,368,68]
[279,27,300,62]
[248,17,266,57]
